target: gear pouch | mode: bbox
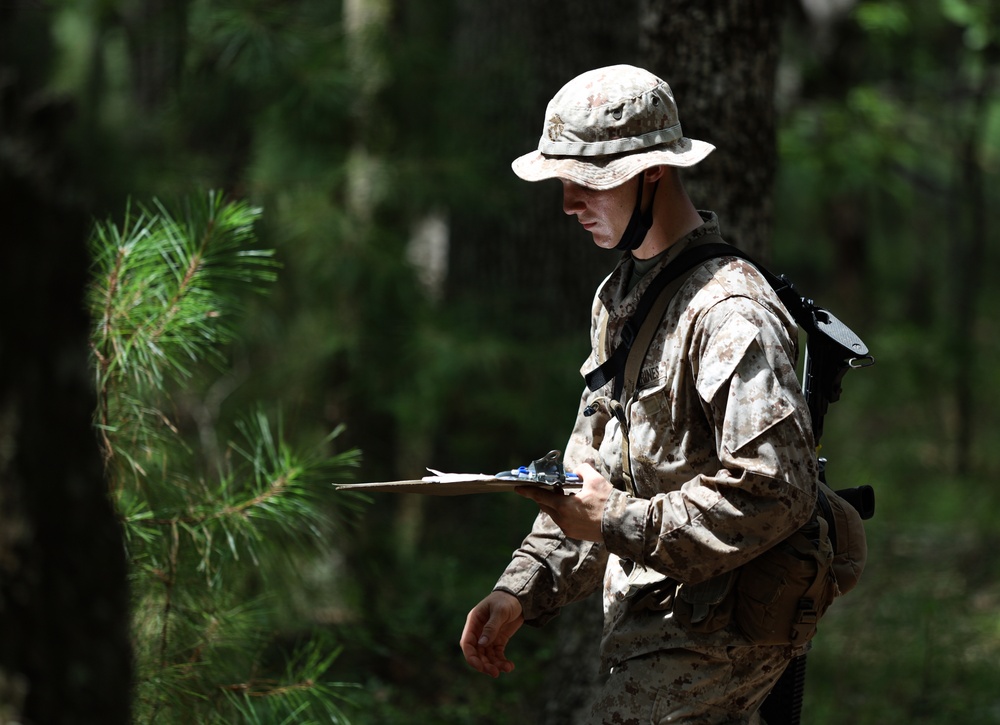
[733,516,837,646]
[673,570,737,633]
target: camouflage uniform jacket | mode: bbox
[494,212,819,670]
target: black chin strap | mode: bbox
[614,174,659,251]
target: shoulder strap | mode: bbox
[585,235,733,402]
[586,237,876,519]
[619,267,687,406]
[588,236,873,443]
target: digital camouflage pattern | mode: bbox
[537,64,683,156]
[494,213,819,719]
[583,645,786,725]
[511,65,714,190]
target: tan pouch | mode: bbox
[820,482,868,595]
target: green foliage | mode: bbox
[89,191,361,723]
[90,194,275,460]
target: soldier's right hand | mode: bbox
[459,590,524,678]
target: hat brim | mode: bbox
[511,138,714,190]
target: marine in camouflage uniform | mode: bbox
[460,65,819,725]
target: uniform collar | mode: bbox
[599,211,720,314]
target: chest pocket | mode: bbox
[625,376,671,457]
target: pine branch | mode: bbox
[90,191,362,723]
[120,412,359,582]
[216,638,357,725]
[89,192,277,459]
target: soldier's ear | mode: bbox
[644,165,667,183]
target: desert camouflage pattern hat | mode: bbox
[512,65,714,190]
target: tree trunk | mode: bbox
[640,0,785,260]
[949,69,989,477]
[0,6,132,721]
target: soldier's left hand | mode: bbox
[516,462,612,542]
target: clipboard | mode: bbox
[334,451,582,496]
[335,472,581,496]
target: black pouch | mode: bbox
[733,516,838,646]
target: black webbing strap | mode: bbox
[583,238,821,404]
[584,237,769,401]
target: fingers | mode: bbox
[582,465,614,499]
[516,470,610,543]
[576,462,611,493]
[461,627,514,678]
[460,609,503,677]
[514,485,553,503]
[460,593,523,678]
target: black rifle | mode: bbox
[759,280,875,725]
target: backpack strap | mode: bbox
[584,234,732,403]
[586,237,872,424]
[583,235,732,496]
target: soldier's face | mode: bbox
[560,177,640,250]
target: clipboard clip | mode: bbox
[495,450,582,488]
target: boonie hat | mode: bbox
[512,65,714,190]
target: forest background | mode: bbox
[1,0,999,723]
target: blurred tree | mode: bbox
[0,3,132,722]
[776,0,1000,473]
[771,2,1000,717]
[938,0,996,475]
[122,0,190,113]
[640,0,786,259]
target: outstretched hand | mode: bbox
[515,462,612,542]
[460,590,524,677]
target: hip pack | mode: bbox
[731,481,866,646]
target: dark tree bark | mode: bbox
[640,0,786,260]
[0,5,132,723]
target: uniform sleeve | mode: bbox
[601,295,818,585]
[494,386,611,624]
